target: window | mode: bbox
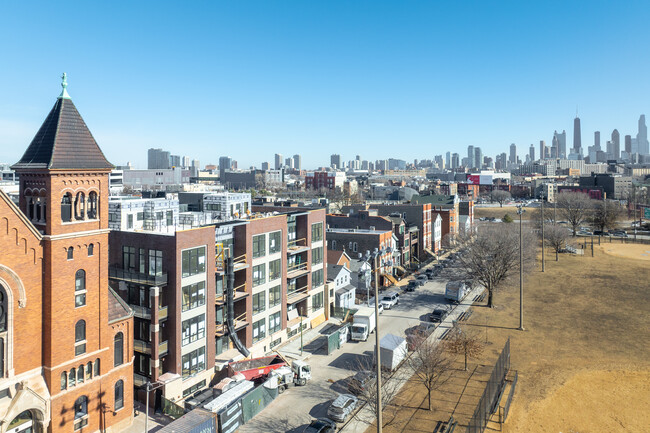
[182,380,206,398]
[252,234,266,258]
[269,285,281,307]
[268,259,281,281]
[287,217,297,242]
[216,276,224,298]
[182,314,206,346]
[61,193,72,222]
[252,292,266,315]
[269,231,282,254]
[269,312,281,334]
[312,247,323,265]
[166,210,173,226]
[312,291,324,312]
[67,247,74,261]
[86,362,92,380]
[216,335,228,356]
[87,192,98,219]
[74,396,88,430]
[252,264,266,287]
[114,333,123,367]
[353,242,358,252]
[136,212,144,221]
[75,270,86,307]
[122,246,136,271]
[182,346,206,378]
[69,368,76,387]
[252,318,266,343]
[77,365,84,383]
[149,250,163,276]
[0,286,6,334]
[61,372,67,390]
[75,320,86,356]
[312,269,324,288]
[182,247,206,277]
[331,240,337,250]
[182,281,205,311]
[94,358,100,376]
[134,353,149,376]
[311,222,323,242]
[115,380,124,410]
[127,214,133,229]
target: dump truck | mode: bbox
[267,360,312,393]
[445,281,468,304]
[351,307,376,341]
[227,355,311,386]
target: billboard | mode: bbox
[644,207,650,219]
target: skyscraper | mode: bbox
[637,114,649,155]
[451,153,459,169]
[467,145,475,169]
[293,154,302,171]
[551,135,559,159]
[625,135,632,154]
[474,147,483,169]
[539,140,545,161]
[274,153,283,170]
[573,117,582,157]
[284,157,294,169]
[594,131,601,151]
[148,148,171,169]
[330,154,341,169]
[554,130,567,159]
[611,129,620,159]
[445,151,451,168]
[219,156,232,180]
[509,143,517,164]
[529,144,535,162]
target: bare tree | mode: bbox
[445,324,484,371]
[352,355,403,429]
[544,224,570,261]
[556,192,593,236]
[490,190,511,208]
[456,225,536,308]
[405,336,452,411]
[592,200,623,232]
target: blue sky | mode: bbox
[1,1,649,169]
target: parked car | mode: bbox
[405,280,419,292]
[327,394,358,422]
[610,230,628,237]
[303,418,337,433]
[366,299,384,314]
[593,230,610,236]
[416,275,428,285]
[380,291,400,309]
[348,370,375,395]
[429,308,449,323]
[406,323,437,350]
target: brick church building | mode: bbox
[0,76,133,432]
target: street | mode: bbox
[237,269,466,433]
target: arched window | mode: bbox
[75,320,86,356]
[74,396,89,430]
[61,193,72,222]
[114,333,123,367]
[77,365,84,383]
[67,247,74,260]
[87,192,98,219]
[28,196,35,220]
[87,243,94,257]
[94,358,100,377]
[75,270,86,307]
[74,192,85,220]
[114,380,124,410]
[86,361,92,380]
[61,371,67,390]
[0,287,6,333]
[69,367,76,387]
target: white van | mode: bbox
[380,291,400,309]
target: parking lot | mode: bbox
[237,260,469,433]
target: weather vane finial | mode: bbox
[59,72,71,99]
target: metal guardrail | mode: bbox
[158,306,168,320]
[134,339,151,355]
[108,266,168,286]
[131,305,151,319]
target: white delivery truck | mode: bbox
[445,281,468,304]
[380,334,408,371]
[351,307,377,341]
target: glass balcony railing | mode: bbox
[109,266,168,286]
[159,340,169,356]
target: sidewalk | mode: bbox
[118,402,174,433]
[276,318,340,361]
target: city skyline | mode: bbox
[1,2,650,169]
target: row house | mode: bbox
[0,79,134,433]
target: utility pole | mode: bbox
[517,205,524,331]
[373,252,383,432]
[541,191,545,272]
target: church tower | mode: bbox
[11,75,133,433]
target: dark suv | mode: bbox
[429,308,448,323]
[303,418,337,433]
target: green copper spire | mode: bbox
[59,72,71,99]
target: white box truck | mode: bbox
[351,307,376,341]
[380,334,407,371]
[445,281,467,304]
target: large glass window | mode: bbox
[253,234,266,258]
[114,380,124,410]
[182,346,206,378]
[269,312,281,334]
[312,247,323,265]
[216,335,228,356]
[287,216,297,242]
[182,247,206,277]
[252,318,266,343]
[149,250,163,276]
[114,333,123,367]
[312,291,324,312]
[122,246,136,271]
[74,396,88,430]
[75,270,86,307]
[311,222,323,242]
[269,285,282,307]
[312,269,324,288]
[269,231,282,254]
[182,314,206,346]
[252,264,266,287]
[182,281,206,311]
[269,259,281,281]
[252,292,266,315]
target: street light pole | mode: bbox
[517,205,524,331]
[144,380,166,433]
[541,191,545,272]
[373,252,382,433]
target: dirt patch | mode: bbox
[475,206,535,221]
[597,242,650,261]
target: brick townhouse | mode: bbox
[0,79,133,433]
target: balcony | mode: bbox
[215,313,249,336]
[109,266,168,286]
[287,263,309,280]
[216,252,249,274]
[287,238,309,255]
[287,285,309,304]
[134,373,149,387]
[134,339,151,355]
[158,306,168,321]
[131,305,151,320]
[159,340,169,356]
[215,285,249,305]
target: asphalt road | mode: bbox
[237,272,456,433]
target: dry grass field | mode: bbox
[474,206,536,221]
[374,241,650,433]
